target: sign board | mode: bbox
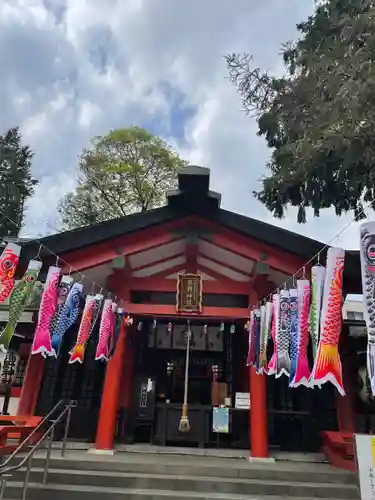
[176,273,202,313]
[356,434,375,499]
[0,350,20,387]
[235,392,250,409]
[212,407,229,433]
[134,376,156,420]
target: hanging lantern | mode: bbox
[137,321,143,332]
[167,322,173,333]
[219,323,224,332]
[152,319,157,330]
[230,323,235,334]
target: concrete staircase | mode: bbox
[2,450,360,499]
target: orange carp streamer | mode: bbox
[310,247,345,395]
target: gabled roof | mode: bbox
[20,166,361,286]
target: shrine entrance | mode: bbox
[119,316,337,452]
[120,317,250,449]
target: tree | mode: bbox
[0,127,38,238]
[226,0,375,223]
[58,127,186,230]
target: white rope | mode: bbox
[183,322,191,406]
[261,204,375,302]
[0,207,120,301]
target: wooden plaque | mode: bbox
[176,273,203,313]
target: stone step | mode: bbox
[0,482,360,500]
[29,454,358,485]
[8,468,359,499]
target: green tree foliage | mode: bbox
[58,127,186,230]
[0,127,38,237]
[226,0,375,222]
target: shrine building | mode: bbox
[11,166,365,460]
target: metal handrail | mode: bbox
[0,399,64,470]
[0,399,76,500]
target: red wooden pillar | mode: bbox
[249,366,268,458]
[95,318,127,451]
[248,286,269,458]
[17,354,45,416]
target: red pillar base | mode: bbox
[249,366,268,459]
[17,354,45,416]
[95,320,127,451]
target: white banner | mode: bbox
[356,434,375,499]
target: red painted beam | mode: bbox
[208,232,305,276]
[185,244,198,273]
[128,277,250,295]
[190,217,307,276]
[125,303,249,319]
[58,214,307,278]
[59,217,189,272]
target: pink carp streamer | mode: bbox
[95,299,116,361]
[31,266,61,358]
[268,293,280,376]
[290,280,311,388]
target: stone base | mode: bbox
[88,448,115,456]
[248,455,276,463]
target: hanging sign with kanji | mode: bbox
[0,350,20,387]
[176,273,203,313]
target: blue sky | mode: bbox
[0,0,367,251]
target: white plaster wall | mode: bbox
[0,396,19,415]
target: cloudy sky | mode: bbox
[0,0,366,251]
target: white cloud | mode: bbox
[0,0,363,252]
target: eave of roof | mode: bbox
[18,165,361,284]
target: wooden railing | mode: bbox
[0,416,42,454]
[321,431,355,471]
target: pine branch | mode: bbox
[226,53,279,116]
